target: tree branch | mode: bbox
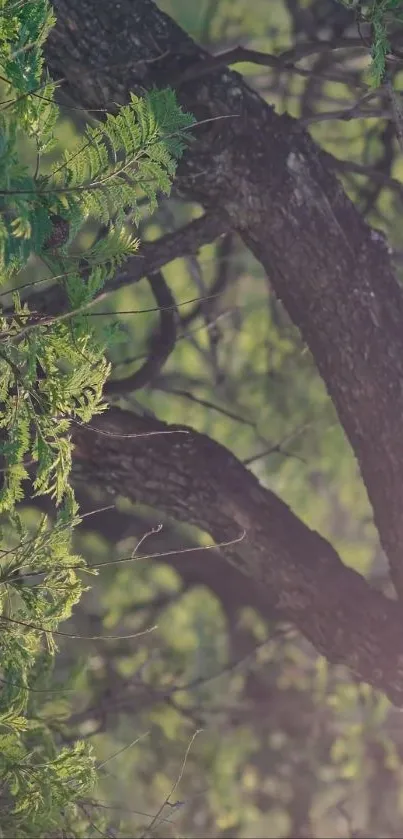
[172,44,361,88]
[105,271,177,395]
[71,408,403,707]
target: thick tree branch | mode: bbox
[30,488,271,627]
[45,0,403,599]
[71,408,403,707]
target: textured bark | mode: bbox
[32,488,272,619]
[71,410,403,706]
[45,0,403,598]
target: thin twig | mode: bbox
[141,729,202,838]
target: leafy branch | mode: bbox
[0,0,194,835]
[338,0,403,85]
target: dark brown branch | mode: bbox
[35,487,273,619]
[172,44,360,88]
[323,150,403,203]
[105,270,177,395]
[70,408,403,707]
[301,106,391,124]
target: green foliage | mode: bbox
[50,88,194,234]
[0,734,97,838]
[338,0,403,85]
[0,0,194,834]
[0,292,111,509]
[0,0,193,512]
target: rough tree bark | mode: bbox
[71,410,403,705]
[41,1,403,702]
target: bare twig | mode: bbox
[141,729,202,838]
[105,271,178,395]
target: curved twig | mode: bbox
[105,270,177,394]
